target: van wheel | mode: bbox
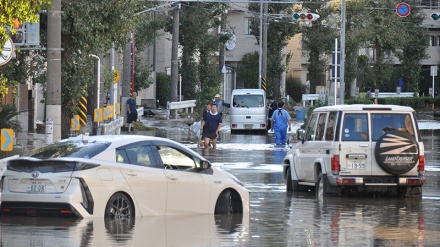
[316,173,341,198]
[316,173,328,199]
[286,167,293,191]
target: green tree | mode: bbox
[301,3,338,94]
[248,3,300,99]
[175,3,225,105]
[156,72,171,108]
[55,0,159,137]
[237,51,259,89]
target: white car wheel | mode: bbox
[105,193,133,219]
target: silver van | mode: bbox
[230,89,267,132]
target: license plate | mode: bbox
[245,124,252,129]
[27,181,46,192]
[346,161,366,170]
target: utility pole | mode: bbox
[122,33,132,98]
[339,0,346,104]
[258,0,262,89]
[262,2,268,83]
[170,3,180,116]
[46,0,62,142]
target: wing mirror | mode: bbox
[297,129,305,143]
[200,160,211,170]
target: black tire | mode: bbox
[215,190,243,214]
[215,190,233,214]
[316,172,341,198]
[286,167,293,192]
[105,193,133,219]
[375,130,419,175]
[316,172,327,199]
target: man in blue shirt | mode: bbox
[270,101,292,145]
[200,104,222,149]
[126,92,137,133]
[213,94,230,117]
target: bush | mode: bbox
[156,73,171,108]
[0,105,22,133]
[286,77,306,103]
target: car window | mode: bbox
[315,113,327,141]
[156,145,196,170]
[371,113,414,141]
[341,113,369,141]
[325,111,337,141]
[30,141,110,159]
[305,113,318,141]
[233,95,264,108]
[116,146,156,167]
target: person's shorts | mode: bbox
[127,112,138,123]
[204,131,218,140]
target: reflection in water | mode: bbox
[1,214,249,247]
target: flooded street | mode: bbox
[2,115,440,246]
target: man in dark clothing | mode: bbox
[200,104,222,149]
[199,102,212,147]
[126,92,138,133]
[267,96,277,130]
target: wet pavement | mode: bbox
[2,111,440,246]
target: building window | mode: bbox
[421,0,439,8]
[430,36,439,46]
[245,18,253,35]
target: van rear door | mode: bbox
[338,112,372,176]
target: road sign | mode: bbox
[71,115,80,131]
[431,66,437,76]
[1,128,14,151]
[94,108,103,122]
[396,2,410,17]
[109,105,115,118]
[115,102,121,115]
[136,96,141,106]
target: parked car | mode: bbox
[283,104,425,198]
[0,135,249,218]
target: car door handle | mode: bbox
[167,175,178,180]
[125,172,137,177]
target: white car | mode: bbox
[283,104,425,197]
[0,135,249,218]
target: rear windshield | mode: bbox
[371,113,414,141]
[232,95,264,108]
[29,141,110,159]
[341,113,415,141]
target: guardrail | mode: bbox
[166,100,196,119]
[302,94,319,107]
[100,117,124,135]
[375,92,414,98]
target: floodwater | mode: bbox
[2,115,440,246]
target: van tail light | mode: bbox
[418,156,425,175]
[331,155,340,175]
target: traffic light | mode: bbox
[292,13,320,21]
[11,18,25,46]
[432,13,440,21]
